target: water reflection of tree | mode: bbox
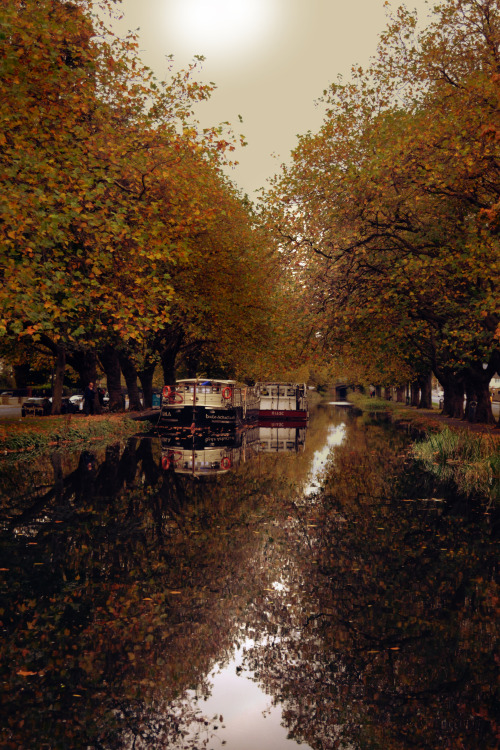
[0,437,296,749]
[2,415,497,749]
[242,419,499,750]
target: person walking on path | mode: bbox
[84,382,95,416]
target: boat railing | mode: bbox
[162,382,260,412]
[164,383,230,408]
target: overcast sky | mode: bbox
[109,0,433,197]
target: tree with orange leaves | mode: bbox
[266,0,500,423]
[0,0,279,410]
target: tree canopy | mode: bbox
[266,0,500,421]
[0,0,294,408]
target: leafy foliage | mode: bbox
[0,0,287,389]
[265,0,500,410]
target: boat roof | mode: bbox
[176,379,237,385]
[256,382,307,387]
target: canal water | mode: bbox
[0,402,497,749]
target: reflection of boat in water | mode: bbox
[160,418,308,476]
[258,421,307,453]
[160,425,260,476]
[159,379,259,428]
[257,382,308,422]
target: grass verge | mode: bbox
[0,413,152,453]
[412,428,500,505]
[348,391,500,505]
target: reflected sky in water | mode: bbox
[304,422,346,496]
[183,642,306,750]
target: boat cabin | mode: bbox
[159,378,259,427]
[257,382,308,421]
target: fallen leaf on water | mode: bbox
[17,669,38,677]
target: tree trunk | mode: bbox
[157,328,184,384]
[68,347,101,414]
[410,381,420,407]
[161,347,179,385]
[383,387,392,401]
[464,366,495,425]
[396,387,405,403]
[118,351,143,411]
[13,362,31,389]
[418,372,432,409]
[475,382,493,424]
[138,363,156,409]
[441,375,465,419]
[50,344,66,415]
[99,344,123,412]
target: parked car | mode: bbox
[62,397,81,414]
[69,394,84,411]
[49,397,80,414]
[21,397,51,417]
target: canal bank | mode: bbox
[0,411,154,453]
[348,391,500,437]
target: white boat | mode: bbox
[159,378,259,428]
[257,382,308,422]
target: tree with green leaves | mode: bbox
[266,0,500,423]
[1,0,286,411]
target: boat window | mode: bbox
[287,388,296,396]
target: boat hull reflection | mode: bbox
[159,425,260,476]
[159,420,308,476]
[258,422,306,453]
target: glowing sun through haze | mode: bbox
[166,0,282,64]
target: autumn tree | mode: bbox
[266,0,500,423]
[2,0,276,411]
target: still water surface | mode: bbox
[0,402,497,749]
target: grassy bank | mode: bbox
[412,427,500,505]
[0,413,152,453]
[349,391,500,505]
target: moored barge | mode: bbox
[257,382,309,422]
[159,378,259,428]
